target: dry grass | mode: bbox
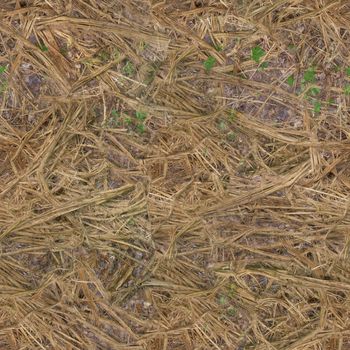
[1,0,350,349]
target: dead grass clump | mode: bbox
[1,0,350,349]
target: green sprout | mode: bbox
[251,46,266,63]
[327,98,335,106]
[136,111,147,121]
[214,44,223,52]
[259,61,269,70]
[136,123,146,134]
[123,60,134,76]
[0,65,7,74]
[346,67,350,77]
[226,307,236,317]
[124,116,132,125]
[227,132,236,141]
[38,44,48,52]
[111,109,119,117]
[313,101,321,114]
[0,81,8,94]
[98,51,110,62]
[218,295,227,305]
[218,121,227,131]
[302,67,316,84]
[286,75,295,87]
[203,56,216,72]
[228,109,236,122]
[344,84,350,95]
[309,87,320,96]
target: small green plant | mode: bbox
[214,44,223,52]
[98,51,110,62]
[203,56,216,72]
[111,109,119,117]
[136,123,146,134]
[327,97,335,105]
[218,295,227,305]
[124,116,132,125]
[0,81,8,94]
[0,65,7,74]
[227,132,236,141]
[228,109,237,122]
[309,87,320,96]
[251,45,266,63]
[226,307,236,317]
[313,101,321,114]
[38,44,48,52]
[259,62,269,70]
[344,84,350,95]
[346,67,350,77]
[123,60,134,76]
[218,121,227,131]
[286,75,295,87]
[136,111,147,121]
[302,67,316,84]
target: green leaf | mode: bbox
[313,101,321,114]
[124,116,132,125]
[259,62,269,70]
[327,98,335,105]
[123,61,134,76]
[203,56,216,72]
[344,84,350,95]
[218,121,227,131]
[303,67,316,84]
[251,46,266,63]
[346,67,350,77]
[309,87,320,96]
[0,65,7,74]
[111,109,119,117]
[214,44,223,52]
[228,109,236,122]
[226,307,236,316]
[218,295,227,305]
[39,44,48,52]
[286,75,295,87]
[227,132,236,141]
[136,111,147,121]
[136,123,146,134]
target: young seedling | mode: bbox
[214,43,223,52]
[302,67,316,84]
[136,123,146,134]
[309,87,320,96]
[218,121,227,131]
[228,109,236,122]
[0,65,7,74]
[344,84,350,95]
[203,56,216,72]
[124,116,132,125]
[218,295,227,305]
[38,44,48,52]
[227,132,236,141]
[286,75,295,87]
[136,111,147,121]
[251,45,266,64]
[111,109,119,117]
[226,307,236,317]
[313,101,321,114]
[259,62,269,70]
[346,67,350,77]
[98,51,110,62]
[123,60,134,76]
